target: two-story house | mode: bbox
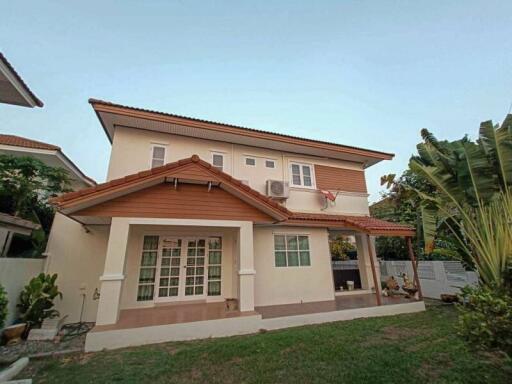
[47,99,424,351]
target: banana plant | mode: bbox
[408,115,512,287]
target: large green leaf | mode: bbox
[419,203,438,253]
[478,115,512,187]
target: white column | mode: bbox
[95,218,130,325]
[355,234,381,290]
[238,222,255,312]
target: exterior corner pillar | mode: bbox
[238,222,255,312]
[95,218,130,325]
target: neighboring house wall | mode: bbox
[254,226,334,307]
[45,213,109,323]
[106,126,369,215]
[0,258,45,325]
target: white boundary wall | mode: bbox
[0,257,45,325]
[380,260,478,299]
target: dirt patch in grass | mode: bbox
[419,353,454,381]
[360,325,431,347]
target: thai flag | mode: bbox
[320,190,336,202]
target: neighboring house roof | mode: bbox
[0,134,96,188]
[89,98,394,168]
[0,134,59,151]
[0,52,43,108]
[0,212,41,234]
[52,154,414,236]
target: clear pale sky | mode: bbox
[1,1,511,202]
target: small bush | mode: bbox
[0,284,8,328]
[17,273,62,328]
[457,285,512,356]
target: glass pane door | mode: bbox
[157,238,182,298]
[185,239,206,296]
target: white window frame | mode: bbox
[244,156,257,167]
[265,159,276,168]
[289,162,316,189]
[150,144,167,169]
[273,234,311,268]
[211,152,225,172]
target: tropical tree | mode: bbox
[0,155,71,256]
[408,115,512,287]
[372,170,461,260]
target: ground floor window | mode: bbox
[137,235,159,301]
[208,237,222,296]
[274,234,311,267]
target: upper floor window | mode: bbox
[290,162,315,188]
[211,152,224,171]
[265,159,276,168]
[151,145,166,168]
[245,157,256,166]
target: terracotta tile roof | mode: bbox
[52,154,414,236]
[0,52,43,107]
[289,212,415,235]
[0,134,96,186]
[0,134,60,151]
[89,98,394,160]
[52,155,291,218]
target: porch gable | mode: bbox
[74,183,275,223]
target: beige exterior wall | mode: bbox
[45,213,109,323]
[107,127,369,215]
[45,215,337,323]
[253,226,334,307]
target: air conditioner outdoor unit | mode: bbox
[266,180,289,199]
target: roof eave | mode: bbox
[89,99,394,164]
[0,53,43,108]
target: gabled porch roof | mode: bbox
[51,155,291,224]
[51,155,414,236]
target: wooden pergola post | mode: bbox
[406,236,423,300]
[367,234,382,306]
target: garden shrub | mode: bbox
[18,273,62,328]
[0,284,8,329]
[457,285,512,356]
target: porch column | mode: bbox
[96,217,130,325]
[355,234,381,291]
[367,234,382,305]
[238,222,255,312]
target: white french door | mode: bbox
[136,235,223,303]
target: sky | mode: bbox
[1,1,511,202]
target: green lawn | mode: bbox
[21,303,511,384]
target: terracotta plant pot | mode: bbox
[225,298,238,311]
[3,323,27,346]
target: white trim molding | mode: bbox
[100,274,125,281]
